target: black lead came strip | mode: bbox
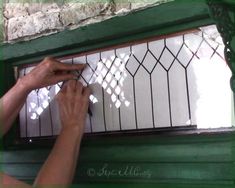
[20,26,228,139]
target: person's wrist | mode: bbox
[61,124,84,140]
[16,77,33,94]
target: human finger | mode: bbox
[59,81,68,93]
[54,70,70,76]
[75,81,84,95]
[53,73,76,83]
[83,87,91,98]
[54,62,86,72]
[67,80,77,93]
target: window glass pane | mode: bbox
[18,25,234,138]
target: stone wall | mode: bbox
[2,0,170,43]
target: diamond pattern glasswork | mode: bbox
[18,25,233,138]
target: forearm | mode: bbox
[1,78,30,136]
[1,173,32,188]
[34,126,83,186]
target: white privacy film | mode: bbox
[19,25,234,138]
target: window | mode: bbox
[18,25,234,139]
[2,2,235,187]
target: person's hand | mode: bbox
[56,80,91,137]
[19,57,85,91]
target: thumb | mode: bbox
[54,62,86,72]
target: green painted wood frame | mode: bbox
[0,0,219,146]
[0,0,235,187]
[1,132,235,187]
[1,0,214,65]
[1,0,234,143]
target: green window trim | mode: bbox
[207,0,235,92]
[0,0,216,103]
[0,0,235,187]
[1,132,235,187]
[1,0,214,65]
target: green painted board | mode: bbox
[0,0,214,65]
[1,133,235,186]
[2,162,233,183]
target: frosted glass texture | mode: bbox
[19,25,234,138]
